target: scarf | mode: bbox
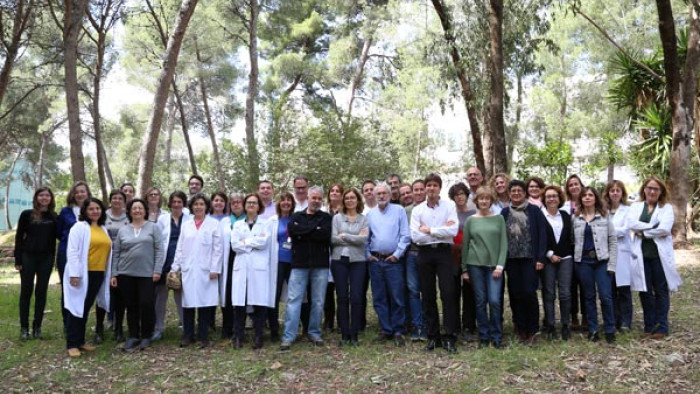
[508,201,529,237]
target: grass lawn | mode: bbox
[1,250,698,392]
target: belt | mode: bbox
[418,243,450,249]
[371,252,392,260]
[583,250,597,259]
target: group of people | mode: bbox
[13,169,682,357]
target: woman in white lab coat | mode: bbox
[628,176,682,340]
[603,180,633,331]
[230,193,278,350]
[171,193,223,348]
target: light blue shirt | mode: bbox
[366,203,411,259]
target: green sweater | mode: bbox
[461,215,508,271]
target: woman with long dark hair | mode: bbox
[572,187,617,343]
[14,187,57,340]
[64,198,112,357]
[266,191,296,341]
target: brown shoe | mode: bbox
[641,332,652,340]
[651,333,666,340]
[79,343,96,352]
[67,348,81,357]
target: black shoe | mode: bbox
[232,337,243,349]
[587,331,600,343]
[122,338,140,353]
[424,338,442,351]
[546,325,558,340]
[279,341,291,351]
[139,338,151,350]
[478,340,490,348]
[492,340,502,349]
[179,337,193,348]
[310,337,325,347]
[373,332,391,342]
[561,325,571,341]
[20,328,30,341]
[197,339,210,349]
[32,327,42,340]
[443,339,458,354]
[605,333,616,344]
[114,329,125,343]
[253,337,263,350]
[270,331,279,342]
[394,334,406,347]
[94,332,104,344]
[350,335,359,346]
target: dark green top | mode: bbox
[639,205,659,258]
[461,215,508,271]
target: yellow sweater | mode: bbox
[88,225,111,271]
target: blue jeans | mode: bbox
[282,268,329,342]
[575,260,615,334]
[467,265,503,343]
[370,259,406,335]
[639,257,670,334]
[405,250,423,331]
[331,258,367,338]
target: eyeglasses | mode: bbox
[148,193,160,197]
[245,201,259,205]
[188,182,201,187]
[294,186,307,191]
[545,195,559,200]
[645,186,661,192]
[466,173,480,178]
[510,189,524,194]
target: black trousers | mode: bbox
[418,245,458,340]
[506,258,540,335]
[119,276,155,340]
[268,262,292,336]
[235,305,266,340]
[221,251,236,339]
[183,306,215,341]
[18,252,53,330]
[66,271,104,349]
[457,273,476,333]
[324,283,336,329]
[95,285,125,334]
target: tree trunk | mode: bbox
[64,0,90,183]
[136,0,199,196]
[655,0,695,245]
[4,149,22,230]
[489,0,507,175]
[244,0,261,190]
[195,41,225,190]
[93,30,108,202]
[173,82,197,175]
[607,164,614,184]
[482,105,493,179]
[36,132,47,188]
[99,140,114,191]
[412,113,424,180]
[347,36,373,118]
[430,0,485,175]
[684,3,700,162]
[0,0,35,108]
[164,93,176,172]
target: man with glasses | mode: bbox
[293,176,309,213]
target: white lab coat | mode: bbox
[611,205,632,286]
[171,216,223,307]
[63,222,112,318]
[156,211,192,266]
[628,202,682,292]
[217,216,233,303]
[230,217,278,308]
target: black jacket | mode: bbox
[544,209,574,259]
[288,209,332,269]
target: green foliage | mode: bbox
[196,139,249,193]
[628,103,673,179]
[515,140,573,185]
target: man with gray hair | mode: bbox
[280,186,332,351]
[366,182,411,346]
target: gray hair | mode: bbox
[308,185,324,197]
[229,192,245,201]
[374,182,391,196]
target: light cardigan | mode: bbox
[63,221,112,318]
[628,201,682,292]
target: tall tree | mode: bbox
[244,0,261,189]
[487,0,507,176]
[136,0,199,196]
[0,0,35,108]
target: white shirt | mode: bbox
[544,209,563,244]
[294,199,308,212]
[410,198,459,245]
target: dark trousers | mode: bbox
[66,271,104,349]
[18,252,54,330]
[360,263,370,331]
[331,258,367,338]
[324,282,336,329]
[183,306,215,341]
[221,251,236,339]
[506,258,540,335]
[418,246,458,340]
[96,285,125,334]
[235,305,266,340]
[459,275,476,333]
[119,276,155,339]
[639,257,670,334]
[268,262,292,336]
[57,251,68,332]
[571,273,586,323]
[612,275,633,330]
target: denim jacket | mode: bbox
[572,214,617,272]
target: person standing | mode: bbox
[111,198,164,351]
[572,187,617,343]
[230,193,277,350]
[171,193,223,348]
[293,175,310,213]
[410,174,459,353]
[501,180,548,344]
[489,173,511,213]
[460,187,507,349]
[219,192,247,339]
[604,180,634,332]
[146,187,165,223]
[323,183,344,332]
[331,188,369,346]
[563,174,586,330]
[403,179,427,341]
[465,167,484,210]
[386,173,402,204]
[362,180,377,214]
[280,186,332,351]
[628,176,682,339]
[257,180,276,220]
[15,187,57,340]
[64,198,112,357]
[267,192,296,341]
[367,182,410,347]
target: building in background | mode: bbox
[0,158,33,231]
